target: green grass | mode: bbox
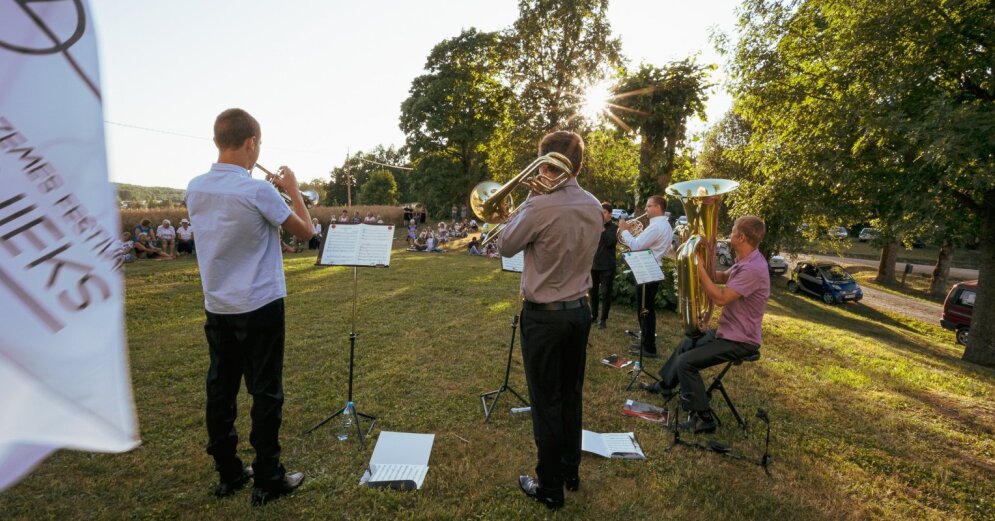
[1,239,993,520]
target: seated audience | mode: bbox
[467,236,483,256]
[134,233,173,259]
[176,218,195,255]
[309,218,322,250]
[157,219,176,257]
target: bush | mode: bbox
[610,254,678,310]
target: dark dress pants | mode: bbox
[520,304,591,496]
[638,281,660,354]
[589,268,615,322]
[657,330,759,411]
[205,298,287,486]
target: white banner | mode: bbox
[0,0,138,491]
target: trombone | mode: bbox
[469,152,574,245]
[255,163,320,207]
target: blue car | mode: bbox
[787,262,863,304]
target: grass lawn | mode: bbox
[2,238,993,520]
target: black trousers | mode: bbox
[205,298,286,486]
[638,281,660,354]
[657,330,759,411]
[589,268,615,322]
[520,304,591,496]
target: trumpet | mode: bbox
[617,212,649,245]
[469,152,574,245]
[254,163,320,207]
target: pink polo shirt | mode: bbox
[716,248,769,346]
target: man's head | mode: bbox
[538,131,584,177]
[214,108,261,167]
[645,195,666,218]
[601,202,613,224]
[732,215,765,250]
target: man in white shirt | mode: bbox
[618,195,673,357]
[186,108,312,506]
[176,219,195,255]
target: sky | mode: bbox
[89,0,741,189]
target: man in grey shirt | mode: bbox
[186,108,313,506]
[498,131,602,510]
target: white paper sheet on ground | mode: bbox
[0,0,139,491]
[359,431,435,490]
[581,430,646,460]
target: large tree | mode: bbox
[359,170,399,206]
[325,146,409,207]
[613,60,711,205]
[729,0,995,363]
[400,29,510,216]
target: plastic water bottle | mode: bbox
[337,402,354,441]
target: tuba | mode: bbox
[666,178,739,337]
[469,152,574,245]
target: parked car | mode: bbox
[826,226,849,239]
[716,239,733,266]
[787,262,863,304]
[611,208,629,221]
[858,227,880,242]
[768,255,789,276]
[941,280,976,346]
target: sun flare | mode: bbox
[578,80,614,122]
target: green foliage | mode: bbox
[115,183,185,208]
[358,170,399,206]
[614,60,711,204]
[582,129,639,207]
[326,146,410,206]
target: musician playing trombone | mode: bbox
[644,216,770,433]
[186,109,312,506]
[497,131,602,510]
[617,196,673,358]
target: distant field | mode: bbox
[1,240,993,520]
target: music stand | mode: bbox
[305,223,392,449]
[621,250,664,390]
[479,251,530,422]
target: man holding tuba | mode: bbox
[645,216,770,433]
[498,131,602,510]
[618,196,673,358]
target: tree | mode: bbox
[582,129,639,207]
[325,146,409,207]
[613,60,711,205]
[400,29,510,216]
[359,170,399,206]
[729,0,995,363]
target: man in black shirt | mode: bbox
[589,202,618,329]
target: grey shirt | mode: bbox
[498,177,602,303]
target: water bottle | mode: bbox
[337,402,354,441]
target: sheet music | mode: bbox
[318,223,394,267]
[501,250,525,273]
[582,430,645,460]
[622,250,665,284]
[364,464,429,489]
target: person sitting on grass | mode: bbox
[364,211,376,224]
[308,218,322,250]
[351,211,362,224]
[119,232,137,263]
[135,218,156,246]
[426,232,444,253]
[134,233,173,259]
[484,241,499,258]
[411,231,428,251]
[157,219,177,257]
[337,209,349,223]
[467,236,483,256]
[376,214,384,224]
[176,219,195,255]
[406,219,418,246]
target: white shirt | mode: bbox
[157,225,175,240]
[176,225,194,241]
[186,163,291,314]
[621,215,673,265]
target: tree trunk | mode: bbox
[875,240,898,283]
[635,134,654,208]
[962,189,995,366]
[929,239,955,297]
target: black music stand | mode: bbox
[478,251,530,422]
[479,313,530,423]
[621,250,664,390]
[305,223,392,449]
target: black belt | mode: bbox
[523,297,587,311]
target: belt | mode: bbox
[523,297,587,311]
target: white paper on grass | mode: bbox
[359,431,435,490]
[581,430,645,460]
[0,1,139,491]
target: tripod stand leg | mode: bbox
[304,407,345,435]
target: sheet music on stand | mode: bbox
[500,250,525,273]
[316,223,394,267]
[622,250,665,284]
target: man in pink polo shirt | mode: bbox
[647,215,770,433]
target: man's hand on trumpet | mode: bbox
[265,166,300,196]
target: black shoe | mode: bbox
[214,465,253,498]
[563,472,580,492]
[518,476,564,509]
[639,381,677,398]
[679,412,717,434]
[597,320,607,329]
[251,471,305,506]
[628,347,659,358]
